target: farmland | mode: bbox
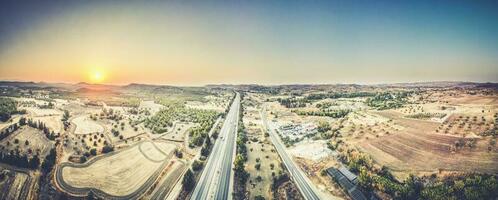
[239,83,498,200]
[58,141,176,197]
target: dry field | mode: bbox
[107,119,145,143]
[139,100,164,115]
[159,122,194,141]
[25,107,61,117]
[60,141,175,196]
[72,115,104,135]
[243,95,283,199]
[31,115,63,132]
[0,127,53,157]
[358,109,498,177]
[245,125,283,199]
[288,140,333,162]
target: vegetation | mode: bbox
[192,160,204,171]
[41,148,57,174]
[281,136,300,147]
[0,97,18,122]
[62,110,70,130]
[0,123,20,141]
[340,148,498,200]
[144,103,218,147]
[277,97,308,108]
[306,92,376,100]
[315,101,338,109]
[293,109,351,118]
[366,91,412,110]
[101,145,114,153]
[182,169,196,191]
[25,117,58,140]
[0,151,40,169]
[234,92,249,200]
[406,112,446,119]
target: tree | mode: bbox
[19,117,26,126]
[358,166,372,191]
[317,121,331,133]
[255,163,261,170]
[192,160,204,171]
[234,154,245,172]
[205,136,212,147]
[174,149,183,158]
[102,145,114,153]
[29,155,40,169]
[41,148,56,174]
[254,195,265,200]
[200,147,209,157]
[0,98,17,122]
[182,169,195,191]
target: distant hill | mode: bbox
[1,80,496,93]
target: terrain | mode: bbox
[0,81,497,200]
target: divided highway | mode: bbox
[190,93,240,200]
[261,106,322,200]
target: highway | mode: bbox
[260,106,322,200]
[190,93,240,200]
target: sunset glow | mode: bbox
[91,71,104,83]
[0,1,497,85]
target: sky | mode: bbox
[0,0,497,86]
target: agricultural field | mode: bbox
[0,168,32,200]
[356,98,498,178]
[243,84,498,200]
[72,115,104,135]
[58,141,176,197]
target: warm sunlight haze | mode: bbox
[0,1,497,200]
[90,70,105,84]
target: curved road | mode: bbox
[55,141,170,200]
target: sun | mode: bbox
[90,71,105,83]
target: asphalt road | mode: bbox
[190,93,240,200]
[260,106,322,200]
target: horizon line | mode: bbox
[0,79,496,88]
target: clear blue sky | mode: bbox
[0,0,497,85]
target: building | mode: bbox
[327,167,368,200]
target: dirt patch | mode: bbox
[72,115,104,135]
